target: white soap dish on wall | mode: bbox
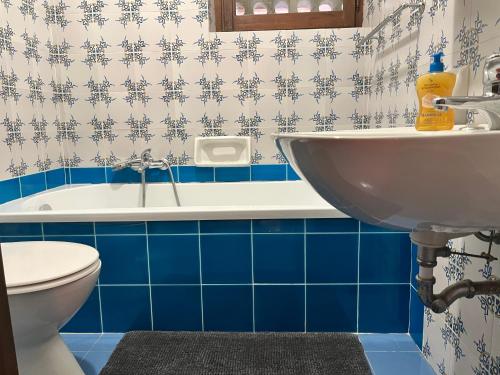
[194,136,251,167]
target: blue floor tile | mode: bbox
[74,352,87,366]
[93,334,124,351]
[68,333,433,375]
[61,334,101,352]
[366,351,435,375]
[79,351,113,375]
[360,333,419,352]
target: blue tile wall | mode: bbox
[359,233,412,283]
[149,235,200,284]
[253,234,304,283]
[0,169,66,205]
[147,220,197,234]
[47,235,96,248]
[253,219,304,233]
[0,223,42,236]
[410,243,418,288]
[100,286,151,332]
[0,218,413,334]
[178,166,214,183]
[409,241,423,349]
[105,167,141,184]
[306,218,359,233]
[62,289,102,333]
[151,285,202,331]
[97,235,149,284]
[286,165,301,181]
[307,234,359,283]
[0,236,43,243]
[70,168,106,184]
[203,285,253,332]
[255,285,305,332]
[95,222,146,235]
[146,168,178,183]
[306,285,358,332]
[409,286,424,350]
[46,169,66,189]
[251,165,287,181]
[214,167,251,182]
[200,220,251,233]
[20,172,46,197]
[64,168,71,185]
[43,222,94,236]
[201,234,252,284]
[0,178,21,204]
[359,284,410,333]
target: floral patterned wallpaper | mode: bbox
[0,0,376,181]
[0,0,59,180]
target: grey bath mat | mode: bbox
[99,331,372,375]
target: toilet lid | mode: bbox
[1,241,99,288]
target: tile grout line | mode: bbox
[17,176,22,198]
[407,240,413,335]
[250,220,256,333]
[84,333,103,357]
[356,220,361,334]
[145,221,154,330]
[93,222,104,334]
[407,284,412,334]
[22,231,406,238]
[43,170,48,191]
[94,282,410,287]
[197,220,205,331]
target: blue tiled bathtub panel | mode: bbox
[0,219,412,334]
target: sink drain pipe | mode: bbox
[411,232,500,314]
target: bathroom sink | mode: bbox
[275,127,500,233]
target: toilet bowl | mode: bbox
[2,241,101,375]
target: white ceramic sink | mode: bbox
[275,127,500,233]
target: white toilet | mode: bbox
[2,241,101,375]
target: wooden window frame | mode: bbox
[214,0,363,32]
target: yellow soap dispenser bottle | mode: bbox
[416,52,456,131]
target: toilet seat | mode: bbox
[7,260,101,295]
[2,241,100,295]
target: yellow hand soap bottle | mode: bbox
[416,52,456,131]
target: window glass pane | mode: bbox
[236,2,246,15]
[236,0,343,15]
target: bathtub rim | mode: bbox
[0,182,347,223]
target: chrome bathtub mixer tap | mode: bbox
[112,149,181,208]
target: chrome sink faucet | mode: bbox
[113,149,180,208]
[433,54,500,130]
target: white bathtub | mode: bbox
[0,181,346,223]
